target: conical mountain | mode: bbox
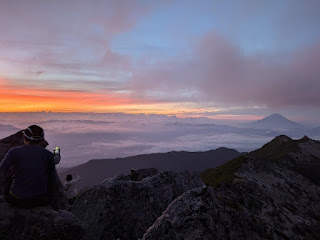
[249,113,302,130]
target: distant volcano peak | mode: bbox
[249,113,302,130]
[265,113,287,119]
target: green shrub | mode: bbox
[200,156,246,188]
[248,136,298,161]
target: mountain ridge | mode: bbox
[200,135,320,239]
[1,131,320,239]
[59,147,242,189]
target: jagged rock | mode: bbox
[202,136,320,240]
[0,196,86,240]
[0,131,68,209]
[143,186,261,240]
[71,170,203,240]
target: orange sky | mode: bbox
[0,79,262,121]
[1,1,320,123]
[0,78,139,112]
[0,79,182,115]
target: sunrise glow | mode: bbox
[0,1,319,121]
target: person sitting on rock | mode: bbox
[64,173,80,204]
[0,125,57,209]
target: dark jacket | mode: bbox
[0,145,56,200]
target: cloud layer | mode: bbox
[0,1,320,120]
[130,33,320,109]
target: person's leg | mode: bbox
[4,192,49,208]
[68,197,76,205]
[0,177,12,195]
[4,191,21,206]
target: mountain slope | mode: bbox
[0,124,19,141]
[0,131,24,160]
[248,113,302,130]
[60,148,241,189]
[201,135,320,239]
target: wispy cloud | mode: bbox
[0,0,156,89]
[1,1,320,120]
[129,33,320,109]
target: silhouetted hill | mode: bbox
[248,113,302,130]
[59,148,241,189]
[0,131,24,160]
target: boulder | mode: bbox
[71,170,203,240]
[143,186,261,240]
[0,196,86,240]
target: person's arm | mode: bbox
[47,154,58,210]
[54,154,61,165]
[74,174,80,182]
[0,149,14,178]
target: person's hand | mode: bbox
[53,147,60,156]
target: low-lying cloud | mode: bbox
[1,113,318,168]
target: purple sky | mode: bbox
[0,0,320,122]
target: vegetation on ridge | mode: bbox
[201,135,306,188]
[248,135,299,161]
[200,155,247,188]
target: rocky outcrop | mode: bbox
[143,186,261,240]
[71,169,203,240]
[0,196,86,240]
[201,136,320,240]
[2,132,320,240]
[0,131,25,160]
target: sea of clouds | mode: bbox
[0,112,318,168]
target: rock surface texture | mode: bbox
[201,135,320,240]
[143,186,261,240]
[1,132,320,240]
[0,196,86,240]
[71,170,203,240]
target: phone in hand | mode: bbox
[54,146,60,155]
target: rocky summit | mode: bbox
[201,135,320,240]
[1,133,320,240]
[143,186,261,240]
[71,169,204,240]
